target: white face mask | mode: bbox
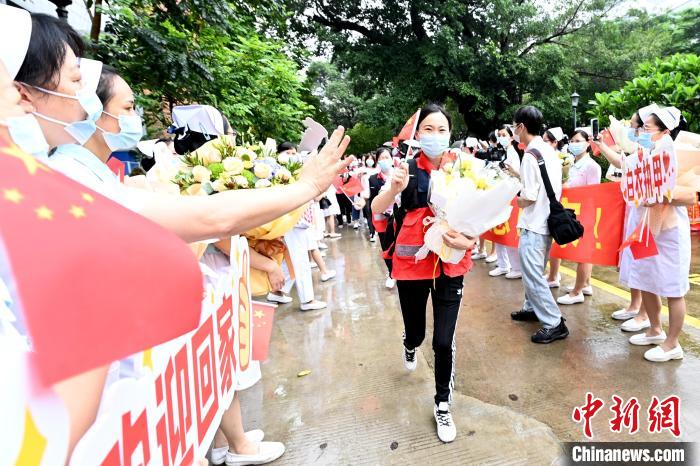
[512,124,522,144]
[365,159,375,167]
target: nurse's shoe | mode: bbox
[385,276,396,289]
[434,402,457,443]
[557,293,585,305]
[629,331,666,346]
[644,345,683,362]
[612,308,638,321]
[485,254,498,263]
[565,285,593,296]
[472,251,487,260]
[621,318,650,332]
[403,346,417,371]
[300,300,327,311]
[210,431,265,465]
[548,276,561,288]
[267,293,292,304]
[505,271,522,279]
[489,267,509,277]
[225,442,285,466]
[320,270,336,282]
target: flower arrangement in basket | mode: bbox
[415,151,522,264]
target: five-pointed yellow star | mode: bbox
[81,193,94,203]
[254,310,265,319]
[1,144,49,175]
[69,205,86,219]
[35,206,53,220]
[3,188,23,204]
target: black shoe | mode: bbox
[511,309,539,321]
[531,319,569,344]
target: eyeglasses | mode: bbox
[642,125,660,133]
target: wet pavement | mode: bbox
[239,229,700,464]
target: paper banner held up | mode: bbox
[299,118,328,153]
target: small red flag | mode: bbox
[106,156,125,182]
[397,109,420,141]
[0,137,203,385]
[251,300,276,361]
[332,175,364,197]
[619,221,658,259]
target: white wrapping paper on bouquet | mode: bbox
[414,155,522,264]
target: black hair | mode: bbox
[96,64,118,105]
[277,141,296,153]
[571,130,593,156]
[544,130,568,151]
[488,131,497,143]
[650,113,688,140]
[499,124,513,137]
[417,103,452,131]
[173,129,216,155]
[222,116,231,136]
[375,147,391,159]
[513,106,543,135]
[15,13,85,88]
[631,112,642,129]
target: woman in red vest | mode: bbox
[371,104,475,443]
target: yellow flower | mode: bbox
[185,183,205,196]
[211,179,228,192]
[460,158,473,171]
[233,175,249,188]
[192,165,212,183]
[222,157,244,175]
[277,152,290,165]
[255,179,272,188]
[442,162,454,173]
[253,163,272,180]
[194,142,222,165]
[276,167,292,183]
[475,177,490,190]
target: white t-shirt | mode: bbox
[517,136,562,235]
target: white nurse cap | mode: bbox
[0,5,32,79]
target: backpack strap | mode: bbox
[528,148,558,204]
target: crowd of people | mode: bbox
[0,4,696,465]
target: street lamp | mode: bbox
[571,91,580,131]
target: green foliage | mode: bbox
[93,0,310,141]
[346,123,394,155]
[588,54,700,132]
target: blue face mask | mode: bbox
[0,114,50,158]
[27,85,103,145]
[98,112,144,151]
[637,132,655,150]
[378,159,392,173]
[419,133,450,158]
[568,142,587,156]
[627,127,638,142]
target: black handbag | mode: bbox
[529,148,584,245]
[319,196,332,209]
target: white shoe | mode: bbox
[320,270,336,282]
[565,285,593,296]
[385,277,396,289]
[489,267,509,277]
[485,254,498,263]
[320,250,327,257]
[370,233,377,242]
[328,233,341,239]
[612,308,638,321]
[403,346,417,371]
[548,277,561,288]
[310,262,319,269]
[318,242,328,250]
[505,271,522,279]
[211,431,265,464]
[225,441,285,466]
[472,252,487,260]
[434,402,457,443]
[557,293,585,305]
[629,331,667,346]
[300,300,327,311]
[266,293,292,304]
[352,222,359,230]
[621,318,651,332]
[644,345,683,362]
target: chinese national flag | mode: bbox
[397,109,420,141]
[0,137,203,385]
[251,300,276,361]
[332,175,364,197]
[620,222,659,259]
[106,156,125,182]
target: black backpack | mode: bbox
[528,148,584,245]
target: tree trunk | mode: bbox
[90,0,103,43]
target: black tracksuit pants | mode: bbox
[397,274,464,404]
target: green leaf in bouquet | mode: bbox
[209,162,224,179]
[242,169,257,186]
[180,152,204,168]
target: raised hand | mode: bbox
[391,161,410,194]
[299,126,352,196]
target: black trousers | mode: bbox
[377,231,393,273]
[363,203,375,236]
[336,194,353,225]
[397,274,464,404]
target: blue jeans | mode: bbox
[518,229,562,328]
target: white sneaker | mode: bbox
[328,233,341,239]
[210,431,265,464]
[225,442,285,466]
[370,233,377,242]
[548,278,560,288]
[505,271,522,279]
[318,242,328,250]
[320,270,336,282]
[472,251,487,260]
[310,262,318,269]
[644,345,683,362]
[300,300,327,311]
[565,285,593,296]
[403,346,417,371]
[621,318,651,332]
[557,293,585,305]
[485,254,498,263]
[629,331,667,346]
[266,293,292,304]
[489,267,509,277]
[385,277,396,289]
[612,308,638,321]
[352,222,359,230]
[434,402,457,443]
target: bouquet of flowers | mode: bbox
[558,151,574,183]
[173,136,303,195]
[415,152,522,264]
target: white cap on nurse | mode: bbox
[547,127,565,141]
[649,106,682,131]
[0,5,32,79]
[638,103,660,125]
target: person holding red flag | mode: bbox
[371,104,475,443]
